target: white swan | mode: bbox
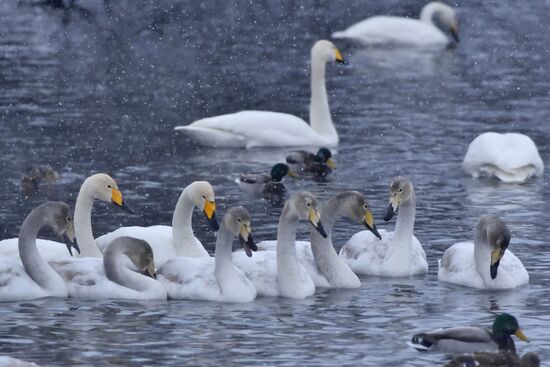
[174,40,345,148]
[157,207,257,303]
[96,181,218,265]
[332,2,459,48]
[233,192,327,299]
[51,236,167,300]
[438,215,529,289]
[463,132,544,183]
[255,191,381,288]
[0,173,133,261]
[339,177,428,276]
[0,202,78,301]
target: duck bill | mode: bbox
[203,200,220,231]
[239,225,257,257]
[490,248,505,279]
[326,158,336,170]
[309,208,327,238]
[142,264,156,279]
[287,170,300,178]
[111,188,134,214]
[514,329,529,342]
[384,198,399,221]
[364,209,381,240]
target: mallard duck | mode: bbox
[285,147,336,176]
[409,313,529,354]
[445,351,540,367]
[236,163,298,196]
[438,215,529,289]
[20,165,59,195]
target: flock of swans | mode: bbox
[1,1,545,366]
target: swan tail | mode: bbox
[331,30,347,39]
[174,125,246,147]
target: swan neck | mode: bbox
[276,206,301,275]
[171,187,196,250]
[104,245,151,292]
[214,220,236,278]
[474,231,492,284]
[74,183,102,258]
[309,55,337,142]
[393,193,415,245]
[420,3,439,24]
[18,208,65,291]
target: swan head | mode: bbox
[117,237,157,279]
[316,148,336,169]
[492,313,528,344]
[223,206,257,258]
[271,163,298,182]
[43,201,80,256]
[384,176,414,221]
[477,214,511,280]
[288,192,327,238]
[422,2,459,43]
[188,181,219,231]
[311,40,346,64]
[85,173,134,214]
[335,191,381,240]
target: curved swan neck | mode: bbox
[420,2,444,24]
[214,220,236,280]
[393,191,415,245]
[104,243,151,292]
[74,182,102,258]
[474,229,493,284]
[309,53,337,142]
[171,186,197,249]
[276,205,301,276]
[18,207,66,292]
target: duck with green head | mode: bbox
[285,147,336,177]
[409,313,529,354]
[236,163,298,196]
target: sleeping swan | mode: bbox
[438,214,529,289]
[463,132,544,183]
[332,2,459,48]
[174,40,345,148]
[339,176,428,277]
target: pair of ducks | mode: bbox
[409,313,539,367]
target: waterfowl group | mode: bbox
[2,1,546,365]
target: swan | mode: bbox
[95,181,218,265]
[463,132,544,183]
[0,202,78,301]
[446,351,540,367]
[285,147,336,177]
[339,176,428,276]
[233,192,327,299]
[157,207,257,303]
[51,236,167,300]
[236,163,298,195]
[174,40,345,148]
[409,313,529,354]
[0,356,41,367]
[438,215,529,289]
[0,173,133,260]
[332,2,459,48]
[254,191,381,288]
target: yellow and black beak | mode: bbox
[490,247,506,279]
[450,23,459,43]
[384,197,399,221]
[335,48,346,64]
[111,188,134,214]
[61,221,80,256]
[203,200,220,231]
[309,207,327,238]
[514,329,529,342]
[142,263,156,279]
[326,158,336,170]
[239,223,257,258]
[364,208,381,240]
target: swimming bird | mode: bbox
[20,164,59,196]
[236,163,298,196]
[332,2,459,48]
[285,147,336,177]
[438,215,529,289]
[0,202,78,301]
[174,40,345,148]
[445,351,540,367]
[463,132,544,183]
[95,181,218,265]
[339,176,427,276]
[409,313,529,354]
[157,207,257,303]
[233,192,327,298]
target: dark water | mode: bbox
[1,0,549,365]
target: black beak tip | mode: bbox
[208,215,220,231]
[316,223,328,238]
[114,200,135,215]
[384,206,395,222]
[490,263,499,279]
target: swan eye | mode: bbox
[399,188,403,193]
[66,217,71,222]
[201,195,206,199]
[237,218,241,223]
[306,202,311,208]
[363,204,368,210]
[107,184,112,189]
